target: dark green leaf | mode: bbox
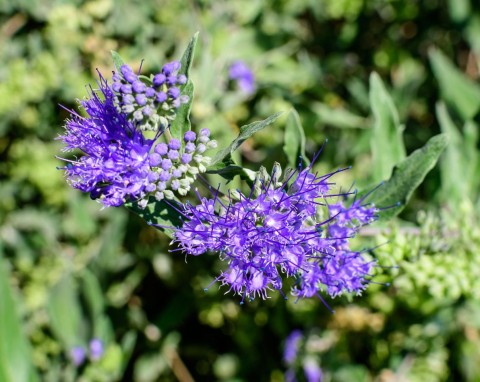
[369,72,406,182]
[170,33,198,141]
[283,109,309,168]
[429,49,480,119]
[207,162,257,184]
[111,51,126,74]
[368,133,448,220]
[0,250,39,382]
[210,112,283,167]
[126,198,184,239]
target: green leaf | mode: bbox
[120,331,137,373]
[207,162,257,184]
[429,49,480,119]
[47,276,84,348]
[436,102,468,204]
[111,50,126,74]
[178,32,198,78]
[369,72,406,182]
[125,198,184,239]
[170,33,199,141]
[283,109,309,168]
[81,269,105,322]
[447,0,470,23]
[0,250,39,382]
[463,120,480,195]
[210,112,283,167]
[437,103,480,204]
[169,82,194,141]
[313,102,369,129]
[368,133,448,220]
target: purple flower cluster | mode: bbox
[173,162,378,302]
[229,60,255,95]
[112,62,188,131]
[69,338,104,366]
[58,74,216,208]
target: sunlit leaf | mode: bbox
[170,33,198,141]
[429,49,480,119]
[210,112,283,167]
[369,72,406,182]
[0,250,39,382]
[283,109,309,168]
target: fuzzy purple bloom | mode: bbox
[57,75,154,207]
[172,160,378,303]
[70,346,86,366]
[229,60,256,95]
[89,338,104,361]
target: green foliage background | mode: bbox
[1,0,480,381]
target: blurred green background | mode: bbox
[1,0,480,381]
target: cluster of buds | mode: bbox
[138,128,217,208]
[112,62,189,131]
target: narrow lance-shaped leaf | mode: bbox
[210,112,283,167]
[0,250,39,382]
[313,102,369,129]
[366,133,448,221]
[170,32,199,141]
[47,276,84,349]
[111,51,126,74]
[283,109,309,168]
[82,270,104,318]
[436,102,468,205]
[429,49,480,120]
[369,72,406,182]
[207,161,258,184]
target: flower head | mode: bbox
[229,60,256,95]
[112,62,189,131]
[173,160,378,303]
[57,71,216,208]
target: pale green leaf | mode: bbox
[111,51,126,74]
[429,49,480,119]
[283,109,309,168]
[47,276,84,348]
[369,72,406,182]
[0,250,39,382]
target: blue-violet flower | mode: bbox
[57,73,216,208]
[172,161,378,303]
[229,60,256,95]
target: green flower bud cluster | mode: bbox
[375,206,480,307]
